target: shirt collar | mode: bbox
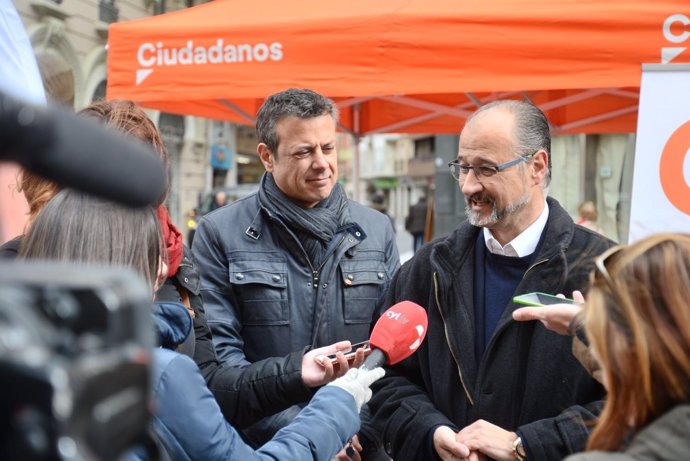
[483,201,549,257]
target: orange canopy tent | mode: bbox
[107,0,690,136]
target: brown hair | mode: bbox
[20,189,163,290]
[584,233,690,451]
[79,99,170,205]
[16,100,169,231]
[17,170,61,228]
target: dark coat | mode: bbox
[0,235,22,259]
[192,192,400,365]
[193,191,399,443]
[405,199,428,235]
[155,246,313,427]
[365,197,612,461]
[565,405,690,461]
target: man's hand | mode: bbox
[302,340,367,387]
[456,420,516,461]
[433,426,471,460]
[512,290,585,336]
[332,434,362,461]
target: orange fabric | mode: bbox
[107,0,690,134]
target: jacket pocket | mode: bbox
[340,255,386,324]
[228,254,288,326]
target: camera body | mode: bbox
[0,262,154,461]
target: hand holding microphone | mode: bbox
[328,367,385,411]
[327,301,428,411]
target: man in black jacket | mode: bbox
[364,100,612,461]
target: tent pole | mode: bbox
[352,103,361,202]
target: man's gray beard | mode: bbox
[465,192,531,227]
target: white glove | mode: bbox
[327,367,385,411]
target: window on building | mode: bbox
[414,137,435,159]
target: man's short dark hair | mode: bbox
[469,100,552,186]
[256,88,339,153]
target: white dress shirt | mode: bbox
[483,202,550,257]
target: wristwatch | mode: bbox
[512,436,527,461]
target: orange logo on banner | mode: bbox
[659,120,690,214]
[662,14,690,63]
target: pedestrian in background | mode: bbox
[369,192,395,233]
[211,190,228,211]
[405,195,428,252]
[577,200,606,236]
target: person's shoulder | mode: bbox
[0,235,22,259]
[348,200,391,222]
[153,349,201,384]
[572,222,615,249]
[201,192,258,223]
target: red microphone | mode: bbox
[361,301,428,370]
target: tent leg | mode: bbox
[352,134,361,202]
[351,104,361,202]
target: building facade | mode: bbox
[13,0,217,235]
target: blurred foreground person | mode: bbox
[20,189,385,461]
[2,99,364,427]
[0,170,58,258]
[515,233,690,460]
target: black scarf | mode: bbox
[258,173,348,266]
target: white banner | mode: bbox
[628,64,690,242]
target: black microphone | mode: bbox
[0,91,166,207]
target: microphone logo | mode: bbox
[409,324,425,350]
[367,300,428,367]
[384,310,409,324]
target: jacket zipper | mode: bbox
[523,258,549,278]
[311,234,348,288]
[434,271,474,405]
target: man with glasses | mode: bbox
[364,100,613,461]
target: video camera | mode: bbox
[0,263,154,461]
[0,86,167,460]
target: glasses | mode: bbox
[448,153,535,181]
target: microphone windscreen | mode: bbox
[0,92,166,207]
[369,301,427,366]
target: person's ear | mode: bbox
[531,149,549,185]
[257,143,274,172]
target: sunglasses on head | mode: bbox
[592,244,632,317]
[594,244,624,290]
